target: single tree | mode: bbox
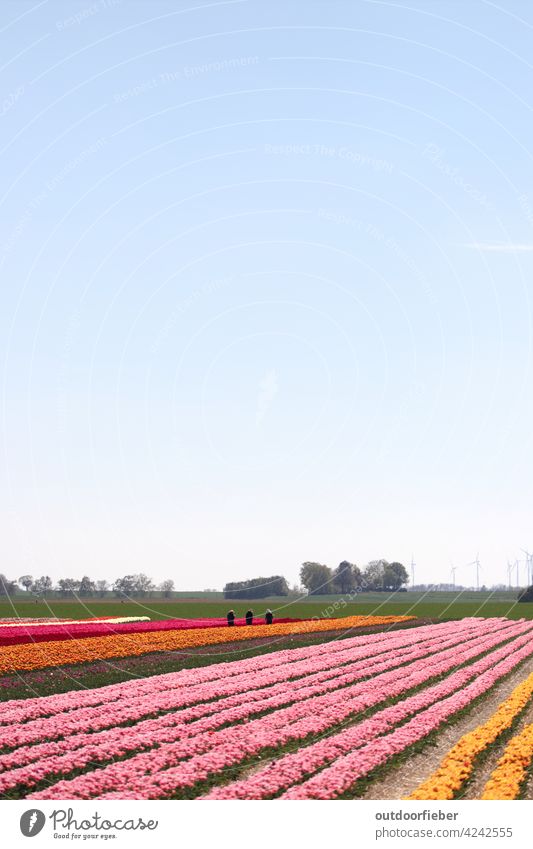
[299,562,333,595]
[0,574,17,596]
[383,561,409,591]
[332,561,361,594]
[31,575,53,597]
[95,580,109,597]
[133,573,155,596]
[19,574,33,593]
[113,575,137,598]
[79,575,96,596]
[160,579,175,598]
[518,585,533,603]
[362,560,388,591]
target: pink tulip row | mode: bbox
[281,634,533,799]
[0,617,299,647]
[0,620,462,729]
[94,622,533,801]
[0,624,464,753]
[205,625,533,798]
[108,624,533,802]
[0,617,492,728]
[0,622,475,769]
[0,620,501,790]
[26,620,533,799]
[0,619,493,752]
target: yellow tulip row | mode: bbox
[480,723,533,800]
[0,614,414,674]
[407,670,533,800]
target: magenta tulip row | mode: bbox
[0,617,494,729]
[21,620,532,800]
[0,618,492,753]
[0,617,299,647]
[0,620,497,791]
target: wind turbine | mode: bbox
[507,560,514,591]
[467,553,481,591]
[410,555,415,589]
[515,558,520,589]
[450,562,459,589]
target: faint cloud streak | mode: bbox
[463,243,533,252]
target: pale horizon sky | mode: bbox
[2,0,533,590]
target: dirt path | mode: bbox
[525,749,533,800]
[360,656,533,800]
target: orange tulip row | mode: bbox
[481,722,533,800]
[0,614,414,674]
[407,670,533,800]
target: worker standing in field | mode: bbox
[245,609,253,625]
[227,609,235,626]
[265,609,274,625]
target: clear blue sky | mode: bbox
[1,0,533,589]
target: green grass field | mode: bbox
[0,589,531,621]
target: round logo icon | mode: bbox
[20,810,46,837]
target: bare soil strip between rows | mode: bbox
[359,656,533,800]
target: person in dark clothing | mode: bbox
[265,609,274,625]
[245,609,253,625]
[227,610,235,626]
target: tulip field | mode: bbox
[1,611,533,800]
[0,614,408,674]
[0,614,301,647]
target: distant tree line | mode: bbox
[299,559,410,595]
[224,575,289,599]
[222,560,410,600]
[0,573,176,599]
[1,561,409,600]
[3,567,529,602]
